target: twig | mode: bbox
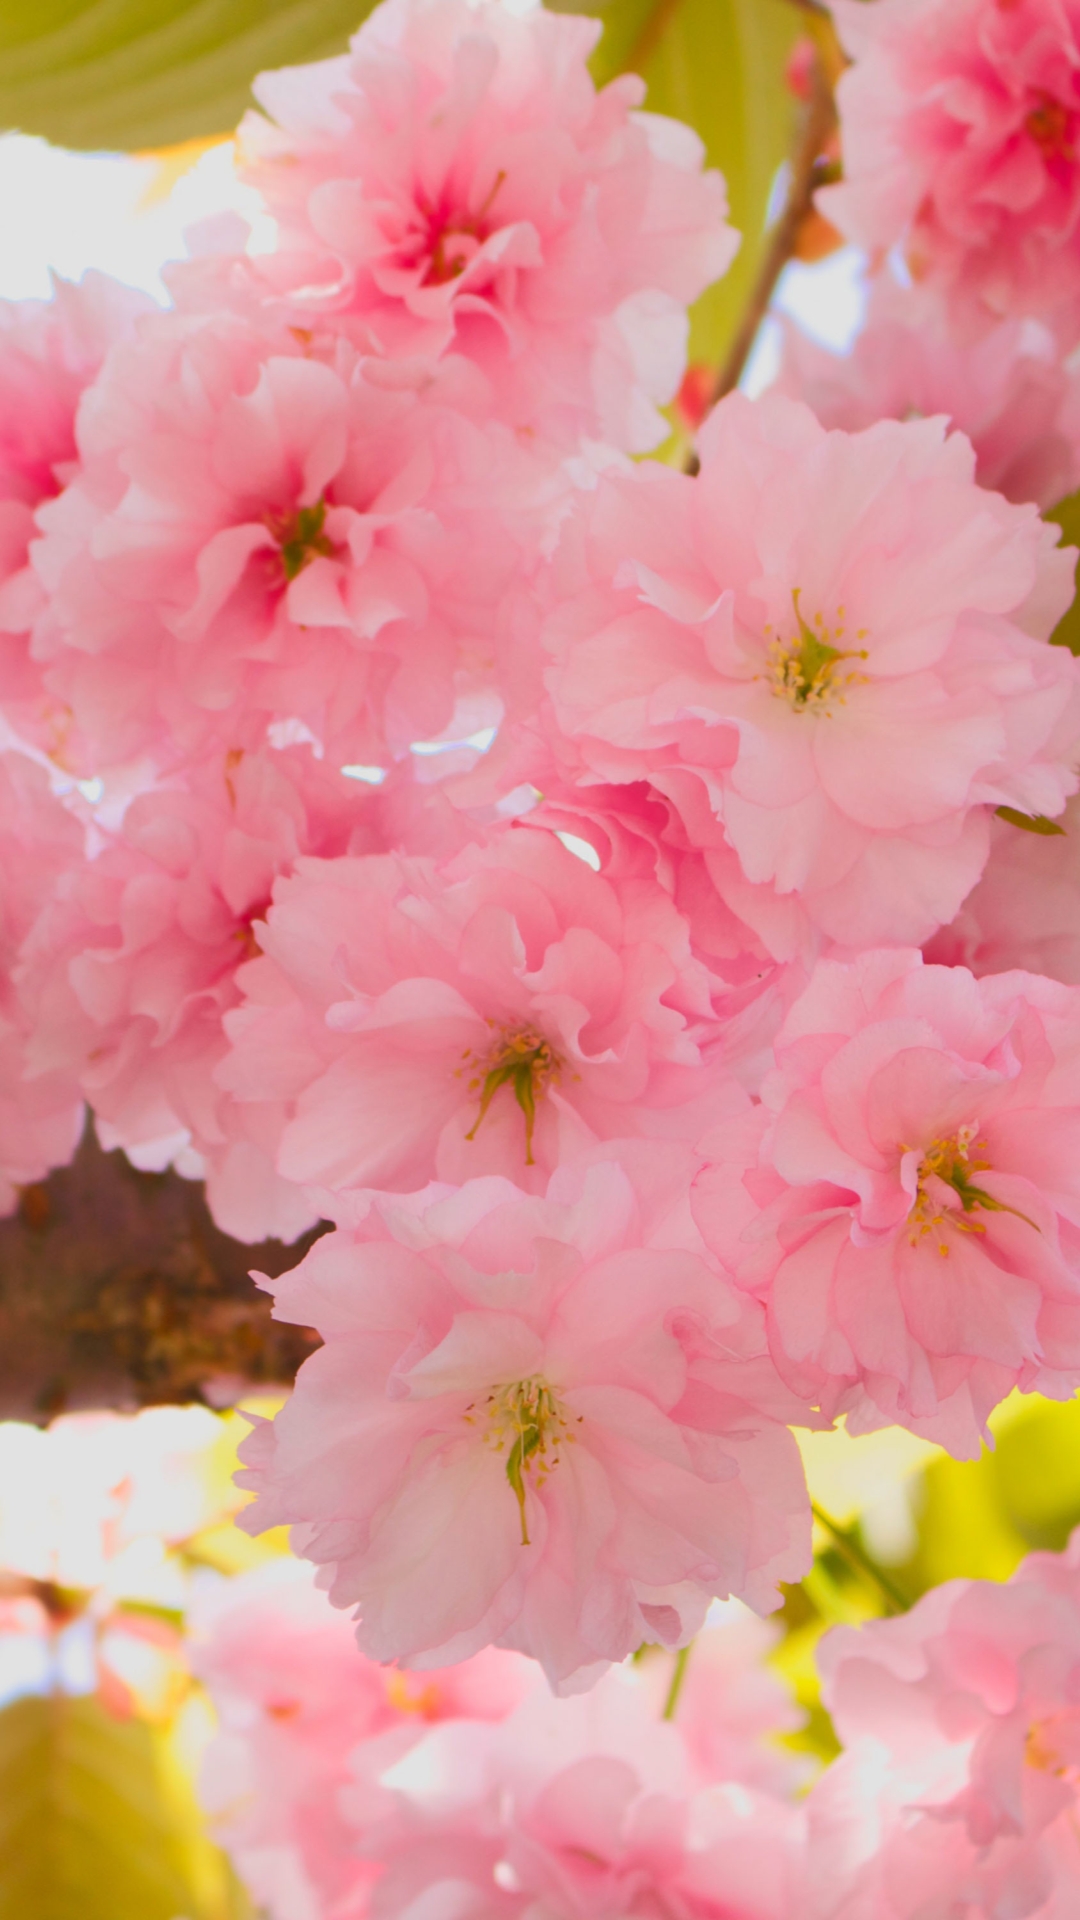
[811,1502,911,1616]
[624,0,685,80]
[686,50,836,462]
[662,1642,693,1719]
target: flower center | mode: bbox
[907,1122,1036,1255]
[466,1375,577,1545]
[266,498,336,583]
[265,1698,302,1721]
[462,1024,561,1166]
[1026,1713,1080,1783]
[763,589,868,712]
[384,1670,442,1718]
[421,171,507,286]
[1026,92,1075,163]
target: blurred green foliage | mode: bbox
[0,0,376,153]
[0,1692,249,1920]
[781,1394,1080,1767]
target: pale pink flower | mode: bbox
[238,0,737,451]
[635,1605,809,1797]
[236,1155,812,1688]
[192,1557,534,1920]
[544,392,1080,948]
[0,273,154,749]
[692,949,1080,1458]
[24,744,374,1243]
[927,797,1080,986]
[774,278,1080,509]
[806,1527,1080,1919]
[348,1665,807,1920]
[521,779,813,1096]
[218,822,745,1198]
[0,751,85,1213]
[820,0,1080,343]
[32,308,546,776]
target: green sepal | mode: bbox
[995,807,1066,836]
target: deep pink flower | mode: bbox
[774,279,1080,509]
[0,273,154,751]
[32,308,546,775]
[806,1527,1080,1918]
[237,0,737,451]
[545,391,1080,949]
[821,0,1080,343]
[693,949,1080,1456]
[236,1154,812,1688]
[218,821,744,1198]
[0,751,85,1212]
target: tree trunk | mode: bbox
[0,1131,320,1423]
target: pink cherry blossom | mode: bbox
[773,278,1080,509]
[31,307,548,777]
[806,1526,1080,1919]
[0,751,85,1213]
[192,1557,534,1920]
[927,797,1080,986]
[692,948,1080,1457]
[544,391,1080,948]
[218,821,744,1198]
[236,1155,813,1688]
[346,1664,807,1920]
[24,744,375,1243]
[0,273,154,752]
[635,1605,809,1797]
[820,0,1080,344]
[237,0,738,452]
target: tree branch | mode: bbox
[0,1131,320,1423]
[687,49,836,460]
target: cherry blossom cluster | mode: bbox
[192,1532,1080,1920]
[3,0,1080,1903]
[191,1557,810,1920]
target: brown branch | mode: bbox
[686,51,836,466]
[0,1130,321,1423]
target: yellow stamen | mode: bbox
[907,1122,1038,1255]
[462,1025,560,1165]
[764,588,868,712]
[465,1376,578,1545]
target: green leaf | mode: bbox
[0,0,376,153]
[1047,486,1080,655]
[0,1692,247,1920]
[551,0,802,369]
[995,806,1067,836]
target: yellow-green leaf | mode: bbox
[1047,486,1080,655]
[551,0,802,369]
[0,0,377,153]
[0,1692,247,1920]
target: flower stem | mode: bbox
[810,1502,911,1615]
[662,1641,693,1719]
